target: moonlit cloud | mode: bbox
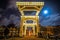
[13,16,20,27]
[10,15,16,20]
[40,14,60,26]
[9,14,20,27]
[0,14,20,27]
[1,18,10,26]
[7,0,17,8]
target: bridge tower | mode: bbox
[16,2,44,37]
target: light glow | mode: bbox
[44,10,48,14]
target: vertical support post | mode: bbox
[33,26,35,36]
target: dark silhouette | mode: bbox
[4,27,9,38]
[7,23,15,28]
[0,25,5,39]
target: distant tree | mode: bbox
[1,25,6,28]
[4,26,9,38]
[7,23,15,28]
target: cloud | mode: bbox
[7,0,17,8]
[0,8,4,12]
[9,14,16,20]
[40,14,60,26]
[9,14,20,27]
[0,14,20,27]
[0,12,60,27]
[1,18,10,26]
[13,16,20,27]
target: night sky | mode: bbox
[0,0,60,27]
